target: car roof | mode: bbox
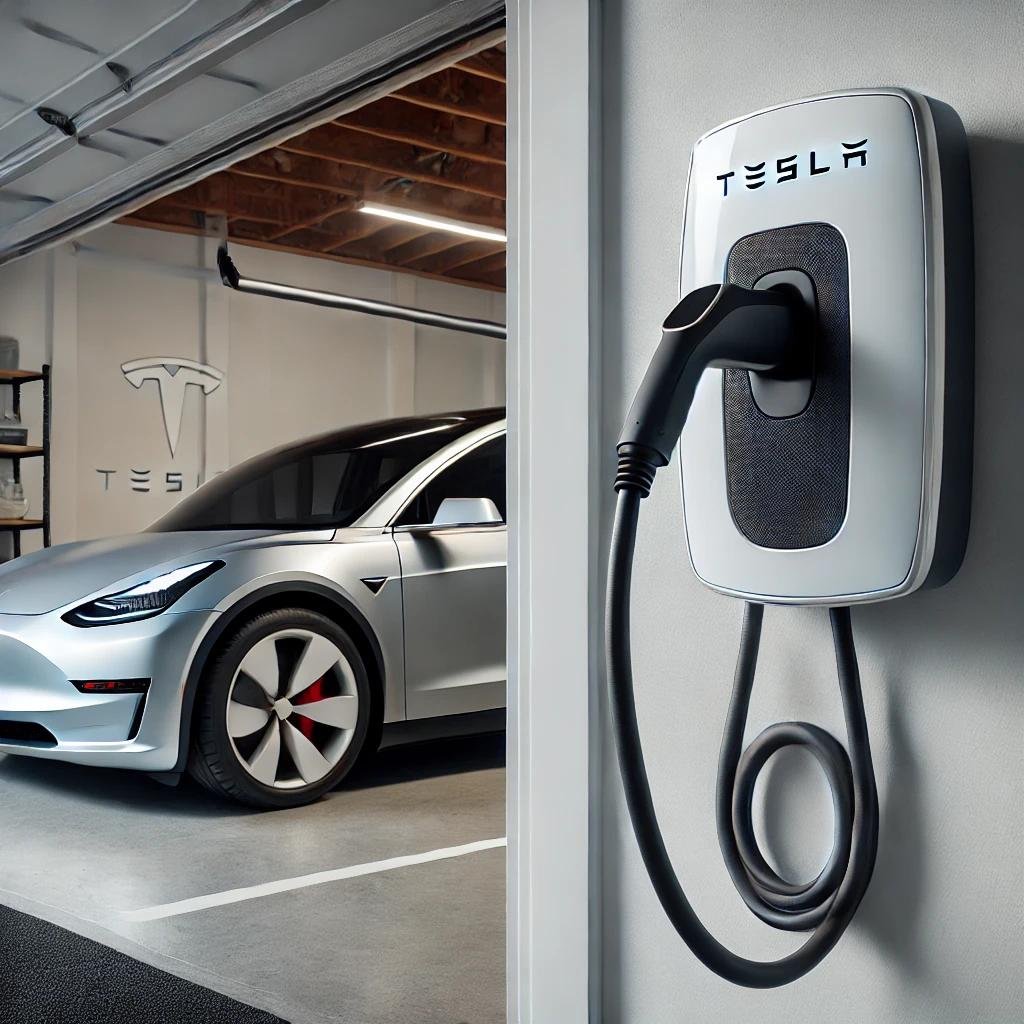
[250,407,506,462]
[336,406,505,447]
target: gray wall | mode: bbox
[0,223,504,554]
[599,2,1023,1021]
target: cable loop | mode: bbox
[606,486,879,987]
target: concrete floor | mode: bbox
[0,732,506,1024]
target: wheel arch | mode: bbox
[171,581,387,774]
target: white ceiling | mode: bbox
[0,0,503,263]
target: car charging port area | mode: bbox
[0,9,508,1024]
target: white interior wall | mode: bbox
[0,222,504,554]
[598,2,1023,1023]
[76,229,207,539]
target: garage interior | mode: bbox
[0,5,507,1023]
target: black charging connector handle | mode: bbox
[607,282,879,988]
[617,282,810,475]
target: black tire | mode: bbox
[188,608,374,809]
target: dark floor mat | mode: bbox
[0,904,288,1024]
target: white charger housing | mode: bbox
[678,88,973,605]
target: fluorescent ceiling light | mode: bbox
[360,203,507,243]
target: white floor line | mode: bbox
[121,836,508,923]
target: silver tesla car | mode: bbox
[0,408,506,808]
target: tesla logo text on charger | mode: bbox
[716,139,868,196]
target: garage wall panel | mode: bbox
[413,279,505,415]
[598,2,1024,1022]
[225,244,393,465]
[76,235,205,537]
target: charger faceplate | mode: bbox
[678,89,973,604]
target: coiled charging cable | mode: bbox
[607,282,879,987]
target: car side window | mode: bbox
[396,435,506,526]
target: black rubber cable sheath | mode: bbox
[606,483,879,987]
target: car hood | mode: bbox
[0,530,283,614]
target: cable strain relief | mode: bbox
[614,444,663,497]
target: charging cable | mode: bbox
[607,282,879,987]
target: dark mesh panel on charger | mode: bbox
[723,223,850,549]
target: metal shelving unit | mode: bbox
[0,365,51,556]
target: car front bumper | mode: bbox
[0,609,217,772]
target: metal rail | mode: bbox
[0,0,331,189]
[217,248,506,340]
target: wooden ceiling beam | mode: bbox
[449,244,507,273]
[410,238,506,275]
[385,232,468,267]
[472,267,506,289]
[328,223,428,261]
[280,123,505,199]
[146,194,290,224]
[337,97,505,166]
[156,176,349,226]
[229,152,363,196]
[123,46,508,294]
[448,250,507,278]
[119,216,503,291]
[278,226,368,252]
[117,205,204,231]
[230,149,506,228]
[308,216,390,251]
[118,214,188,234]
[265,196,358,242]
[393,67,505,126]
[227,218,281,241]
[453,48,506,83]
[225,210,388,252]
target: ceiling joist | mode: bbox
[454,49,506,83]
[413,239,506,276]
[385,232,468,267]
[279,123,505,199]
[392,67,505,125]
[336,97,505,166]
[228,151,505,228]
[122,43,507,290]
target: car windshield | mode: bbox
[150,411,502,532]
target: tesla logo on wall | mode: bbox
[121,358,224,457]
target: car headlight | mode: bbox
[63,561,224,627]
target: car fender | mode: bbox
[170,576,390,775]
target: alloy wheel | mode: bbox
[226,627,359,789]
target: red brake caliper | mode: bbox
[292,677,325,740]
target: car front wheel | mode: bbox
[188,608,372,809]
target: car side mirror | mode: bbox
[431,497,502,527]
